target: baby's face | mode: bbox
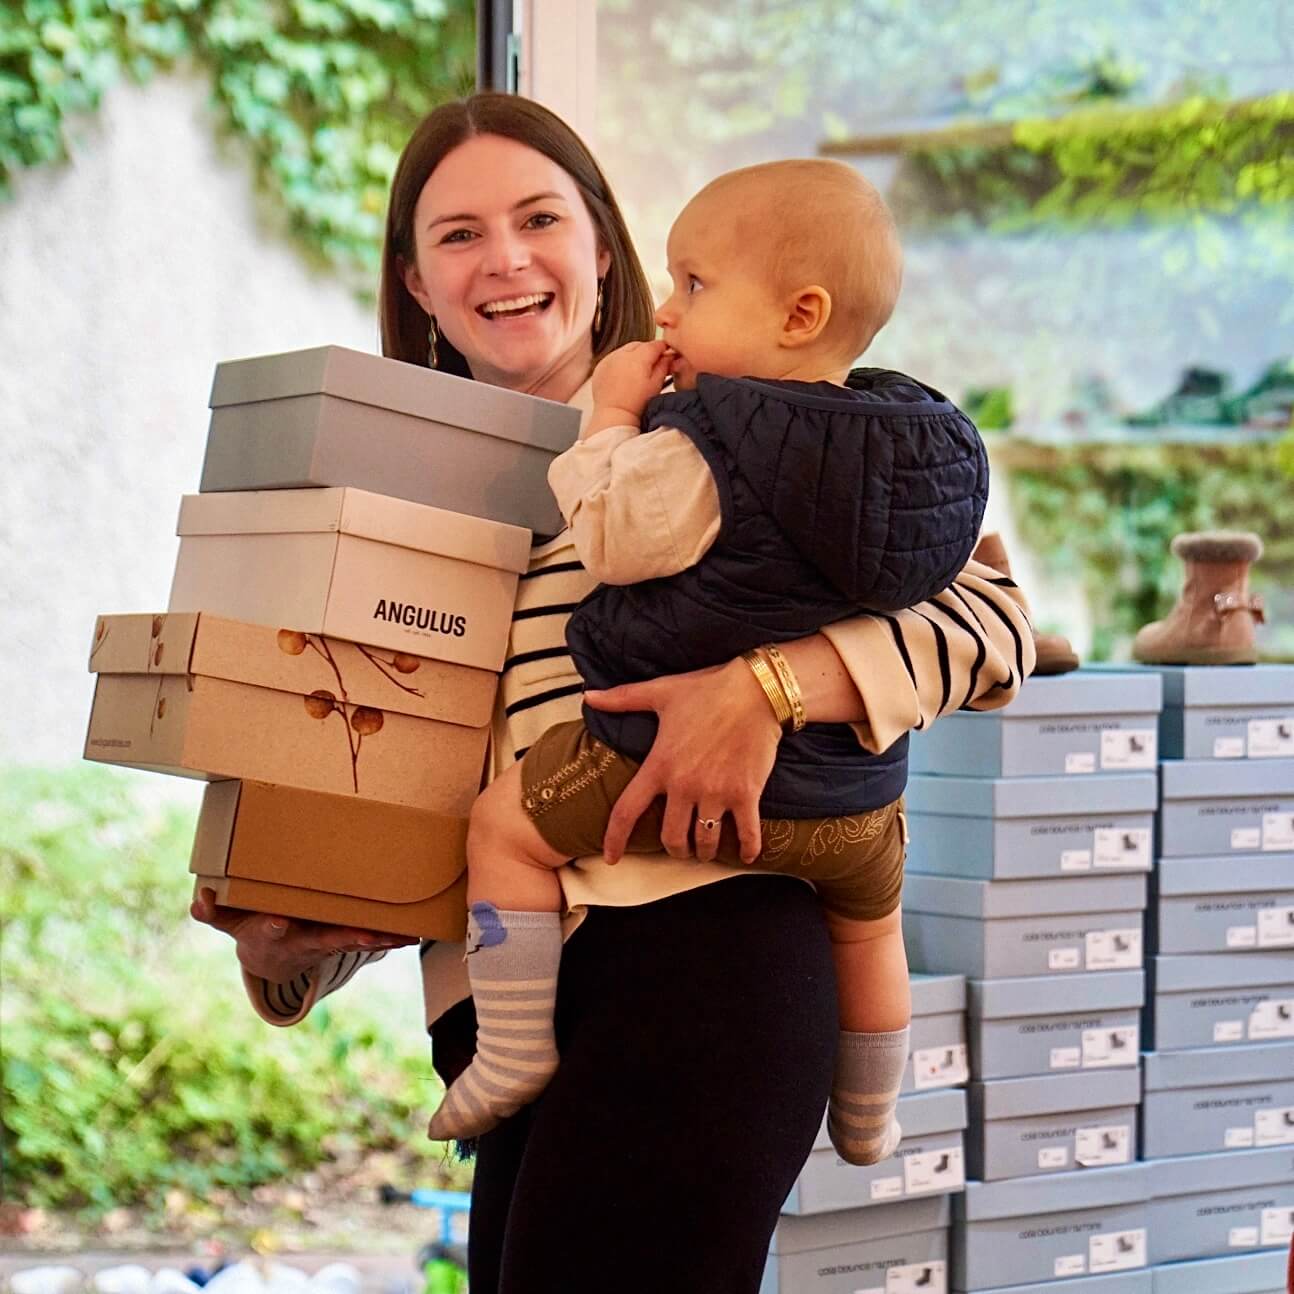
[654,196,786,390]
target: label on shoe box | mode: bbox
[1251,718,1294,758]
[1263,812,1294,851]
[1086,928,1142,970]
[1090,1228,1146,1274]
[1075,1124,1131,1167]
[903,1146,964,1194]
[1258,906,1294,946]
[913,1043,969,1090]
[1248,999,1294,1039]
[1101,729,1157,770]
[1095,827,1152,869]
[1261,1206,1294,1245]
[1255,1106,1294,1145]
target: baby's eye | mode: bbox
[687,275,703,295]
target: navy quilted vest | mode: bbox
[567,368,988,817]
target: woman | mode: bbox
[193,93,1034,1293]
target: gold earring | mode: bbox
[427,316,439,368]
[593,278,605,336]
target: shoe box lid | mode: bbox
[1151,1250,1289,1294]
[906,772,1158,818]
[970,1068,1142,1121]
[911,972,967,1017]
[1143,1041,1294,1091]
[1150,951,1294,994]
[1147,1145,1294,1199]
[956,1162,1150,1221]
[1161,758,1294,800]
[905,872,1146,919]
[970,970,1145,1019]
[768,1194,951,1253]
[1155,854,1294,896]
[1150,664,1294,709]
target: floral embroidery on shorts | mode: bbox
[801,803,895,866]
[760,818,795,862]
[523,738,620,818]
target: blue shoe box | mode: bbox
[905,773,1157,881]
[784,1090,967,1217]
[969,971,1143,1081]
[907,973,970,1094]
[1151,854,1294,953]
[967,1068,1140,1181]
[1158,759,1294,858]
[1146,953,1294,1051]
[1147,1145,1294,1264]
[1148,664,1294,761]
[903,873,1146,979]
[952,1163,1150,1290]
[909,672,1161,778]
[1152,1249,1289,1293]
[763,1195,950,1294]
[1142,1042,1294,1158]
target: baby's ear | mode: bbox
[782,285,832,348]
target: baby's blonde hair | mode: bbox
[691,159,903,359]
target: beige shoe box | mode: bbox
[190,779,468,939]
[168,487,531,670]
[85,612,493,814]
[201,345,579,537]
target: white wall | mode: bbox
[0,75,378,771]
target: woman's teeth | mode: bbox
[479,293,553,319]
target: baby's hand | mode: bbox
[591,340,674,425]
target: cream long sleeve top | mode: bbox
[243,380,1036,1029]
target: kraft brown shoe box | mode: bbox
[168,486,531,670]
[201,346,579,537]
[190,778,467,939]
[910,671,1161,778]
[85,612,493,815]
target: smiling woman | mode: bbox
[378,95,653,401]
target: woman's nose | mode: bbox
[483,231,530,276]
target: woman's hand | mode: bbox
[190,887,416,983]
[584,657,781,865]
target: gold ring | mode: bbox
[698,817,718,832]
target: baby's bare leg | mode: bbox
[823,906,911,1166]
[426,763,572,1143]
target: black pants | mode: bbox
[447,875,837,1294]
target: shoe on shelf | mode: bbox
[972,531,1079,676]
[1125,367,1232,427]
[1132,531,1265,666]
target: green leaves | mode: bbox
[0,0,475,290]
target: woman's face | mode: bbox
[403,133,611,401]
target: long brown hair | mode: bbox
[380,93,655,377]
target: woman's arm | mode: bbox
[585,557,1035,863]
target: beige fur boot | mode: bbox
[1132,531,1265,666]
[971,532,1079,676]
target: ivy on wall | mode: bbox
[1,0,476,288]
[997,438,1294,661]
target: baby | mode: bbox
[427,159,988,1163]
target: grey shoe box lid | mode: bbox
[1147,1145,1294,1197]
[1143,1041,1294,1091]
[1155,854,1294,896]
[971,1068,1142,1121]
[1151,665,1294,709]
[956,1162,1151,1221]
[971,970,1145,1018]
[912,972,967,1016]
[1150,952,1294,993]
[1161,758,1294,799]
[208,346,578,452]
[973,672,1163,717]
[906,773,1158,818]
[1152,1250,1289,1294]
[905,872,1147,918]
[769,1195,950,1253]
[971,1274,1152,1294]
[812,1088,967,1151]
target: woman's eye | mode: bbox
[439,228,475,245]
[526,212,559,229]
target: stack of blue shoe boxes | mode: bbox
[765,973,970,1293]
[1139,665,1294,1293]
[907,672,1163,1293]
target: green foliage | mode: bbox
[1,765,462,1219]
[999,440,1294,660]
[0,0,476,287]
[902,93,1294,232]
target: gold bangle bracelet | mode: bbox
[762,643,807,733]
[741,649,793,729]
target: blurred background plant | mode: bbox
[0,764,467,1226]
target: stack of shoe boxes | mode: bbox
[764,973,969,1293]
[1140,664,1294,1292]
[84,346,579,936]
[906,672,1163,1293]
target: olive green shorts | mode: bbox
[519,719,906,922]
